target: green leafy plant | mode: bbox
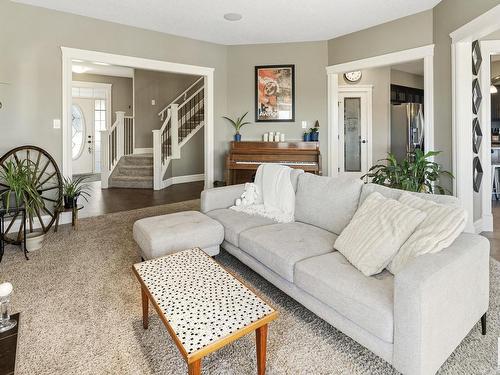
[0,160,45,216]
[222,112,251,134]
[63,176,91,202]
[362,150,453,194]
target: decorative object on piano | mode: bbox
[0,282,17,333]
[222,112,251,142]
[362,150,453,194]
[225,141,321,185]
[303,131,311,142]
[263,133,269,142]
[255,65,295,122]
[309,121,320,142]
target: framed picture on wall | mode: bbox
[255,64,295,122]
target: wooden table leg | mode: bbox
[141,287,149,329]
[256,324,268,375]
[188,359,201,375]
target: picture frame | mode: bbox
[255,64,295,122]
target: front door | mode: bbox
[338,90,370,178]
[72,98,95,175]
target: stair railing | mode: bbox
[100,111,134,188]
[153,81,205,190]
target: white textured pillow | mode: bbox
[387,192,467,274]
[334,192,427,276]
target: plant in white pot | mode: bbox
[0,159,47,251]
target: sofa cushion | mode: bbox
[239,222,336,282]
[295,251,394,343]
[359,183,460,208]
[205,209,275,247]
[294,173,363,235]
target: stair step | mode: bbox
[123,154,153,166]
[109,175,153,189]
[118,165,153,177]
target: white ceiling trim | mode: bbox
[14,0,441,45]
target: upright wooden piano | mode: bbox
[225,141,321,185]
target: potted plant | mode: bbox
[62,176,91,209]
[0,159,48,251]
[309,121,320,141]
[222,112,251,141]
[303,131,311,142]
[362,150,453,194]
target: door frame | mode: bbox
[338,85,373,176]
[72,81,112,174]
[61,47,215,188]
[326,44,434,178]
[450,4,500,233]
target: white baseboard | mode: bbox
[473,218,484,234]
[160,173,204,189]
[134,148,153,154]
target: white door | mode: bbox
[338,90,371,178]
[72,98,95,175]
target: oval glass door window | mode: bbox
[72,104,85,159]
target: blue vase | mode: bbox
[234,133,242,142]
[311,132,319,142]
[303,133,311,142]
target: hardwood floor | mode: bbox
[480,200,500,261]
[79,181,204,218]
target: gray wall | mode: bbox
[390,69,424,89]
[226,41,329,170]
[72,73,133,122]
[327,10,433,65]
[0,1,228,180]
[134,69,199,148]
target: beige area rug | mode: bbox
[0,200,498,374]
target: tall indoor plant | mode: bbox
[62,176,91,208]
[222,112,251,141]
[362,150,453,194]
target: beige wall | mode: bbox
[134,69,199,148]
[0,1,228,180]
[227,41,329,170]
[327,10,433,66]
[390,69,424,89]
[72,73,133,123]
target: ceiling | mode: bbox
[391,60,424,76]
[71,61,134,78]
[14,0,441,45]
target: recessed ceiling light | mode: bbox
[223,13,242,22]
[93,62,110,66]
[72,65,89,74]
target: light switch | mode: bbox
[151,99,156,105]
[301,121,308,129]
[53,118,61,129]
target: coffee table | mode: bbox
[132,248,278,375]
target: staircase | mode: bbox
[109,154,153,189]
[100,77,205,190]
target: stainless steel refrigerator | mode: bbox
[390,103,424,162]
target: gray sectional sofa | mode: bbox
[200,172,490,375]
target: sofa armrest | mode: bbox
[393,233,489,375]
[200,184,245,213]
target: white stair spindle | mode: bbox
[100,129,110,189]
[152,129,162,190]
[115,111,125,158]
[171,104,180,159]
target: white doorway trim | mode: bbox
[61,47,215,188]
[326,44,434,178]
[450,5,500,233]
[338,85,373,176]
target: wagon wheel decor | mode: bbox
[0,146,63,243]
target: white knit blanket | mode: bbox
[230,164,300,223]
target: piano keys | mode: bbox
[225,141,321,185]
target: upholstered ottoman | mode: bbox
[133,211,224,260]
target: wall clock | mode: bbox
[344,71,362,83]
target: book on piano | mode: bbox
[225,141,321,185]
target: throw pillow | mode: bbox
[387,192,467,274]
[334,192,427,276]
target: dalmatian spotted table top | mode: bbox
[133,248,276,358]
